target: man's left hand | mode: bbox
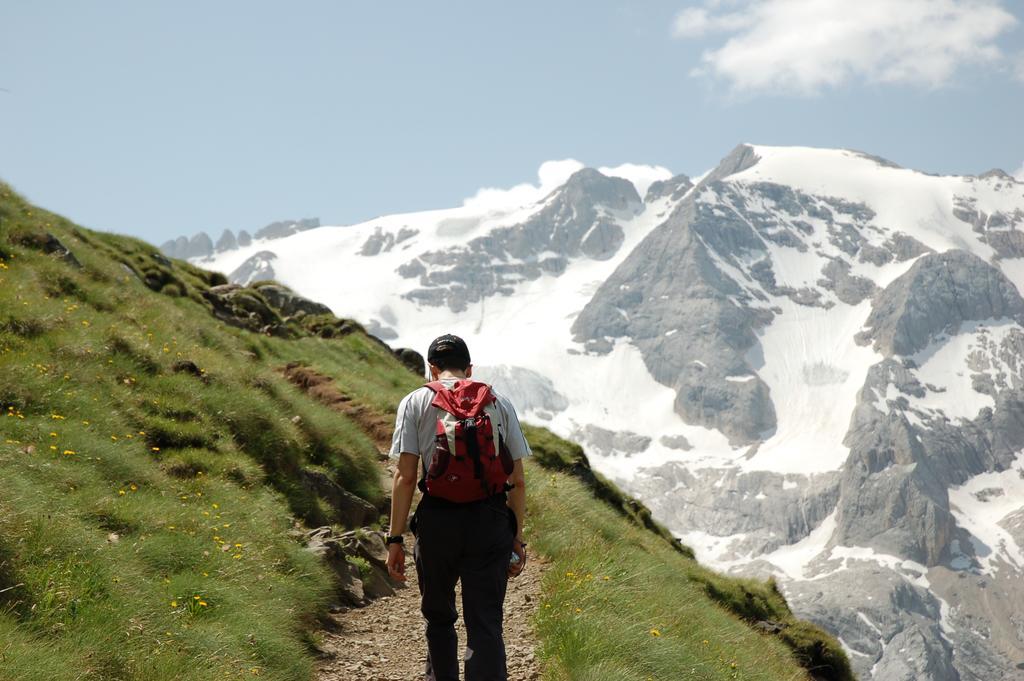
[508,538,527,578]
[387,543,406,581]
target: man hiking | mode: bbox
[386,334,531,681]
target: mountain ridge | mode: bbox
[193,143,1024,680]
[0,179,848,680]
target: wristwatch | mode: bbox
[385,535,404,545]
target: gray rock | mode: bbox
[888,233,933,262]
[305,526,366,606]
[228,251,277,285]
[870,624,958,681]
[849,150,903,169]
[300,469,378,528]
[859,250,1024,356]
[818,258,878,305]
[579,219,624,260]
[644,174,693,202]
[835,350,1024,569]
[859,233,933,266]
[237,229,252,247]
[835,361,955,565]
[215,229,237,252]
[360,226,418,256]
[572,153,900,444]
[364,319,399,341]
[256,283,332,318]
[626,463,839,549]
[159,237,185,259]
[571,189,776,444]
[472,365,569,415]
[254,217,320,241]
[185,232,213,259]
[699,144,761,185]
[338,530,389,571]
[979,169,1014,180]
[658,434,692,450]
[338,530,396,600]
[31,232,82,268]
[393,348,425,376]
[777,566,956,681]
[573,424,651,457]
[400,168,642,311]
[200,284,287,336]
[359,227,394,256]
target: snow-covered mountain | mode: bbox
[196,145,1024,680]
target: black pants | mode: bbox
[413,494,515,681]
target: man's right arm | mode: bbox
[386,452,419,581]
[385,392,421,582]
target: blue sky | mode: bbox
[2,0,1022,243]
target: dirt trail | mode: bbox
[281,364,546,681]
[316,545,545,681]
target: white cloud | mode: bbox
[461,160,673,213]
[598,163,674,198]
[461,159,584,214]
[672,0,1019,94]
[1014,162,1024,182]
[672,5,753,38]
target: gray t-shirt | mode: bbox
[389,378,531,471]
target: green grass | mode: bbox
[0,179,849,681]
[526,464,849,681]
[0,183,384,680]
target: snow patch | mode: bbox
[742,299,879,474]
[758,511,837,580]
[949,451,1024,573]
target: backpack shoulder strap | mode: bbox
[424,380,493,419]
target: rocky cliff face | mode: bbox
[159,219,320,261]
[396,168,642,312]
[579,148,1024,680]
[193,145,1024,680]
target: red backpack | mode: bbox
[422,380,515,503]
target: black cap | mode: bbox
[427,334,471,365]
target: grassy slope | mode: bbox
[0,182,849,681]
